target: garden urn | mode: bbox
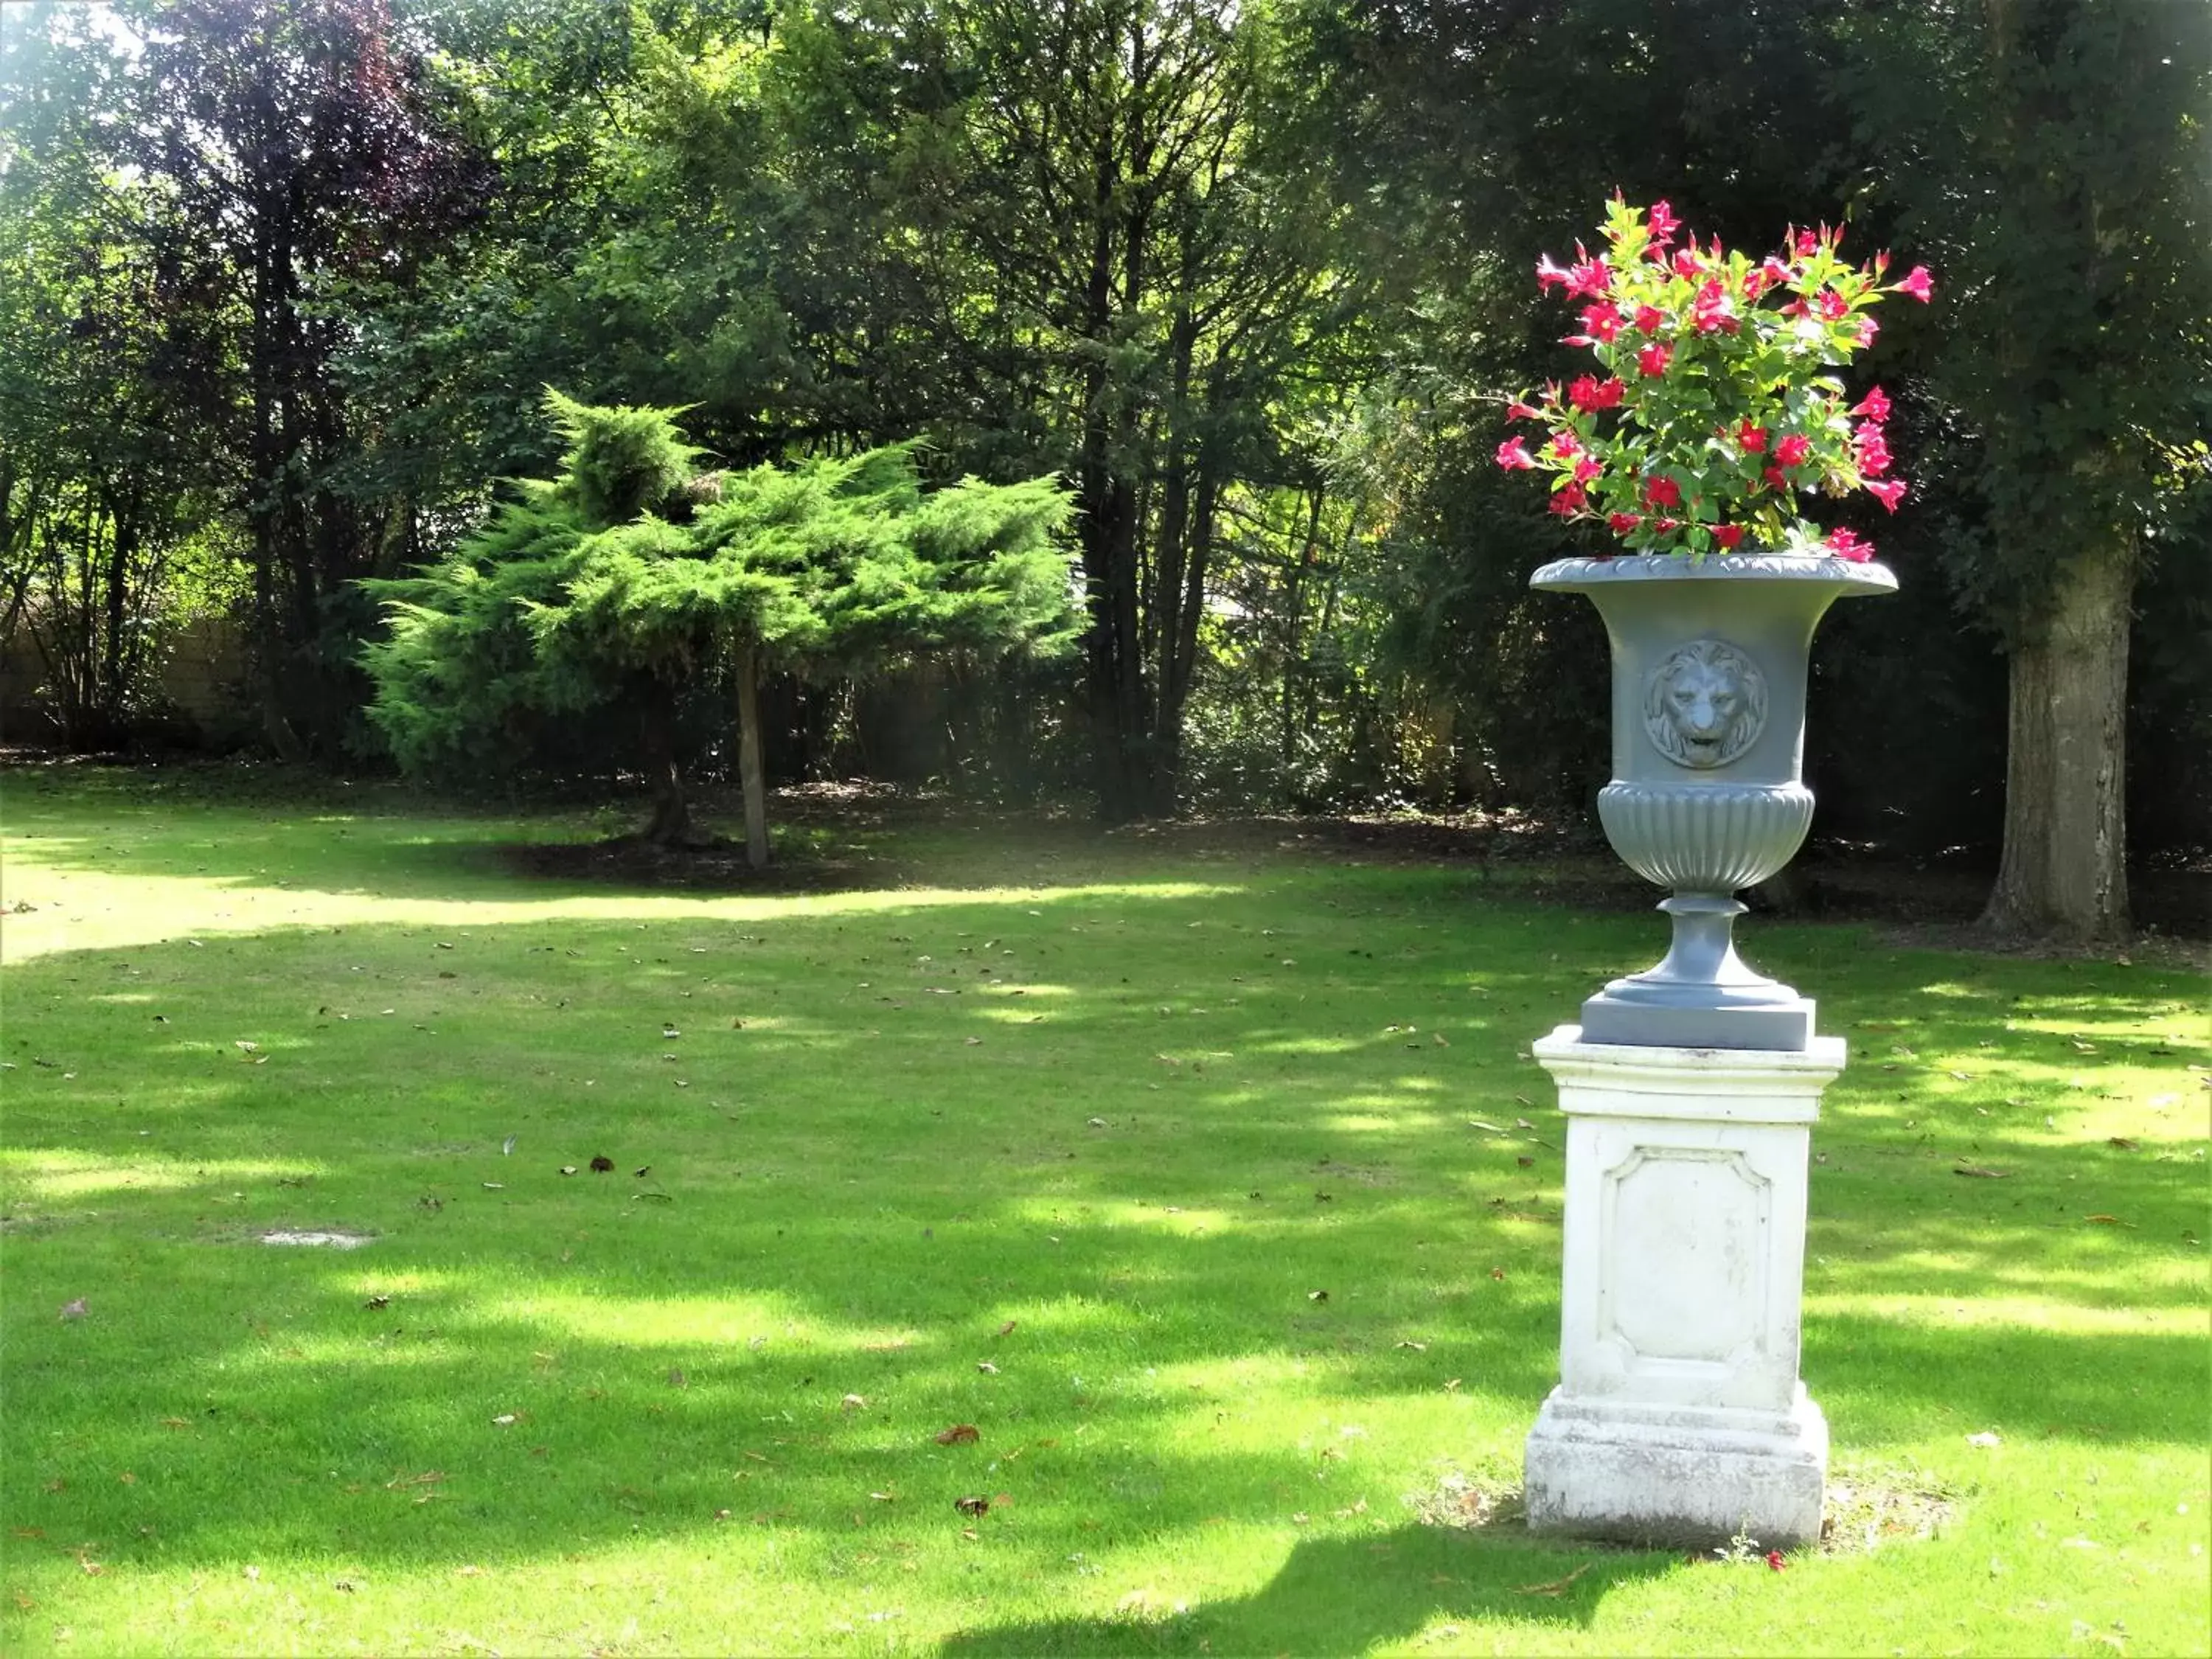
[1530,553,1896,1051]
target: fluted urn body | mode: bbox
[1531,554,1896,1049]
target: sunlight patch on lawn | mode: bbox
[0,857,1245,961]
[1805,1288,2197,1338]
[0,1147,321,1200]
[467,1285,887,1352]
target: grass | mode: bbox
[1,762,2205,1657]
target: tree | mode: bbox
[121,0,487,752]
[364,395,1080,859]
[1836,0,2211,941]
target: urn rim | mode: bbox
[1529,553,1898,596]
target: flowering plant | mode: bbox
[1497,196,1933,561]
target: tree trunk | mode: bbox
[734,639,769,869]
[1980,535,2134,942]
[639,682,692,847]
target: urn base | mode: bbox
[1579,989,1815,1052]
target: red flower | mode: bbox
[1826,526,1874,562]
[1736,422,1770,454]
[1535,254,1572,294]
[1646,199,1680,248]
[1495,438,1537,470]
[1761,465,1790,492]
[1568,375,1624,413]
[1896,265,1935,302]
[1775,434,1812,468]
[1711,524,1746,550]
[1848,386,1891,422]
[1607,511,1641,534]
[1632,303,1665,334]
[1856,315,1880,347]
[1551,432,1582,460]
[1507,400,1545,421]
[1670,247,1703,279]
[1579,300,1624,342]
[1813,288,1849,321]
[1572,454,1604,484]
[1761,255,1794,288]
[1636,341,1672,378]
[1866,478,1907,513]
[1644,475,1683,509]
[1765,1551,1787,1573]
[1793,228,1822,258]
[1548,481,1587,515]
[1652,516,1680,534]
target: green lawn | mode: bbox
[2,765,2205,1657]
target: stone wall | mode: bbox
[0,615,248,746]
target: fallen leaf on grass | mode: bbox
[667,1368,687,1388]
[2084,1214,2135,1227]
[1967,1431,2002,1448]
[1952,1165,2010,1179]
[843,1394,869,1410]
[975,1362,998,1374]
[996,1321,1017,1338]
[384,1471,446,1489]
[58,1298,87,1321]
[1307,1289,1329,1303]
[1517,1562,1591,1596]
[589,1155,613,1173]
[935,1424,980,1445]
[2105,1138,2140,1151]
[954,1495,990,1516]
[1765,1550,1787,1571]
[491,1413,518,1427]
[559,1166,577,1177]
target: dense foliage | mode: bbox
[362,392,1077,854]
[1,0,2205,936]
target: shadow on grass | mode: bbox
[938,1525,1665,1655]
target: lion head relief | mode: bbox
[1644,637,1768,769]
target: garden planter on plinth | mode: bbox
[1518,552,1894,1551]
[1529,553,1896,1050]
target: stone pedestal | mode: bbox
[1521,1026,1843,1549]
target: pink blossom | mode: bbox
[1507,400,1545,421]
[1572,454,1604,484]
[1711,524,1746,551]
[1813,288,1849,322]
[1549,481,1587,515]
[1896,265,1935,302]
[1551,431,1582,459]
[1794,228,1822,258]
[1691,279,1739,334]
[1579,300,1624,342]
[1495,438,1536,470]
[1848,386,1891,422]
[1632,303,1666,334]
[1853,424,1893,476]
[1775,434,1812,468]
[1761,255,1794,289]
[1536,254,1572,294]
[1652,517,1680,535]
[1607,511,1641,534]
[1565,242,1613,299]
[1736,422,1770,454]
[1826,526,1874,562]
[1856,316,1880,346]
[1636,341,1673,378]
[1646,200,1680,248]
[1671,247,1703,279]
[1865,478,1907,513]
[1644,475,1683,510]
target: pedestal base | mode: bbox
[1523,1387,1829,1549]
[1578,988,1815,1052]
